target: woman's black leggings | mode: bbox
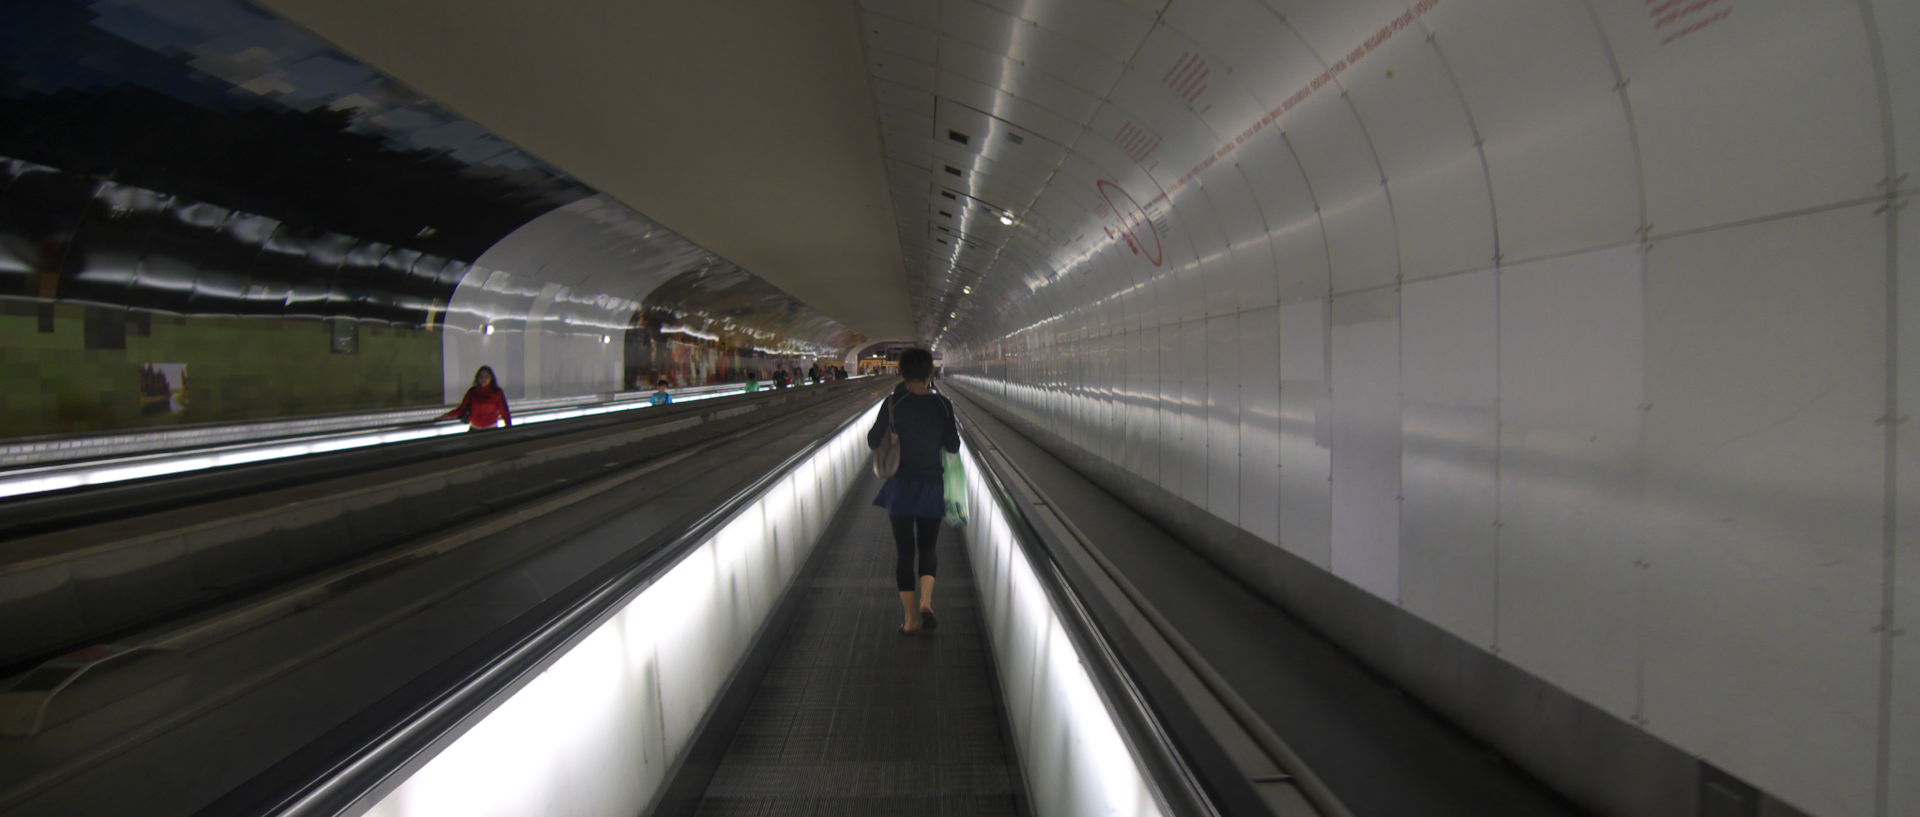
[889,516,940,592]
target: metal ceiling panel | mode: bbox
[934,71,1087,148]
[938,0,1127,95]
[870,50,939,89]
[871,77,938,116]
[862,10,941,59]
[935,39,1105,124]
[860,0,940,29]
[934,102,1073,172]
[970,0,1159,63]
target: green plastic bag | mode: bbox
[941,450,969,528]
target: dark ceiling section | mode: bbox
[639,265,862,357]
[0,0,595,323]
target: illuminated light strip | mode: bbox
[348,402,875,817]
[0,384,833,501]
[0,384,758,467]
[959,440,1168,817]
[345,401,1174,817]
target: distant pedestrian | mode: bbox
[868,348,959,636]
[651,379,673,406]
[442,366,512,430]
[808,364,821,384]
[745,370,761,392]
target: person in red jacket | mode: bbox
[442,365,512,430]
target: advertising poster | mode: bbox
[139,363,188,415]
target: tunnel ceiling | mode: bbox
[255,0,918,342]
[856,0,1170,347]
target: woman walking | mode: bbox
[441,365,512,430]
[868,348,960,636]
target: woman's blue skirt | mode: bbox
[873,476,945,519]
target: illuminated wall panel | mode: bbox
[360,407,874,817]
[924,3,1913,813]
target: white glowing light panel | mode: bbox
[958,442,1167,817]
[0,384,803,501]
[359,402,869,817]
[357,404,1170,817]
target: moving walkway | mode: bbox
[0,386,1592,817]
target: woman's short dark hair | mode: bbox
[898,348,934,381]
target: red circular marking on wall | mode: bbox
[1096,179,1163,267]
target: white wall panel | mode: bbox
[1164,0,1311,96]
[1279,298,1332,569]
[1496,244,1644,718]
[1158,324,1182,498]
[1868,0,1920,185]
[1206,314,1240,523]
[1640,205,1886,817]
[930,1,1907,810]
[1282,89,1398,294]
[1180,319,1209,506]
[1329,288,1401,601]
[1238,307,1282,545]
[1399,269,1498,646]
[1127,328,1159,483]
[1423,0,1640,260]
[1892,205,1918,817]
[1593,2,1883,234]
[1233,134,1331,303]
[1342,34,1494,281]
[1198,162,1281,311]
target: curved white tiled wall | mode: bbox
[887,2,1917,815]
[443,196,682,402]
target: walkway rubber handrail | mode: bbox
[954,417,1226,817]
[206,384,889,817]
[0,378,862,471]
[955,397,1363,817]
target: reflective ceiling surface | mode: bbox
[256,0,917,341]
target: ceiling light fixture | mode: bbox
[999,212,1015,226]
[483,323,495,336]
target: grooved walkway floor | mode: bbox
[693,472,1023,817]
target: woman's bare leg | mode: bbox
[918,574,936,614]
[899,590,920,632]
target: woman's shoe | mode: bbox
[919,610,937,631]
[899,625,917,637]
